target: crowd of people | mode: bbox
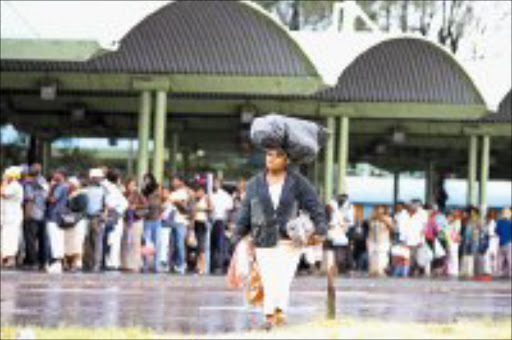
[325,195,512,279]
[1,163,511,280]
[0,164,242,274]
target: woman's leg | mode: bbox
[142,221,152,272]
[255,247,279,317]
[153,221,162,273]
[158,226,171,271]
[195,222,207,274]
[275,241,302,319]
[173,223,187,274]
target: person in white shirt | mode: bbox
[327,195,352,274]
[210,177,233,274]
[392,202,411,277]
[1,166,24,268]
[484,211,499,276]
[169,175,191,275]
[407,199,428,277]
[103,169,128,270]
[192,184,212,274]
[394,202,410,244]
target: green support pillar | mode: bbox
[153,90,168,184]
[324,116,335,203]
[170,132,179,179]
[337,116,349,196]
[127,139,135,177]
[313,158,319,189]
[426,160,435,205]
[42,139,51,177]
[137,91,151,187]
[467,135,478,206]
[479,135,491,217]
[393,171,400,210]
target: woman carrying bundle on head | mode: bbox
[233,114,328,330]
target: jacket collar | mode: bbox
[257,169,297,216]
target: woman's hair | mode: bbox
[106,169,120,184]
[142,173,158,197]
[124,176,136,188]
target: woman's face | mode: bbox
[127,180,136,192]
[196,188,205,199]
[265,149,287,172]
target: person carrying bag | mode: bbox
[232,114,328,330]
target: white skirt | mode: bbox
[255,240,302,316]
[1,219,22,258]
[64,219,88,256]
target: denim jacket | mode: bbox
[235,169,327,248]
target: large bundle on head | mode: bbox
[250,114,329,164]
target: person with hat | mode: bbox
[496,207,512,278]
[63,177,89,272]
[45,169,68,273]
[1,166,24,269]
[235,147,327,329]
[82,168,107,272]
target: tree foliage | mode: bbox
[253,0,488,54]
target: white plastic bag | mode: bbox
[391,244,410,259]
[433,238,446,259]
[416,243,433,268]
[286,211,315,247]
[226,237,253,288]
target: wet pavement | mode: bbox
[1,271,511,335]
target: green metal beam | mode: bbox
[480,135,491,212]
[337,116,349,195]
[320,102,487,120]
[153,90,168,184]
[0,39,114,61]
[0,72,324,95]
[137,91,151,187]
[467,135,478,206]
[324,116,335,203]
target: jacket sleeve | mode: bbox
[235,180,253,241]
[297,174,327,236]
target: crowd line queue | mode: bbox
[1,163,511,279]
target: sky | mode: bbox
[1,0,511,148]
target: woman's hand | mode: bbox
[306,234,325,246]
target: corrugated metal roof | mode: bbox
[316,38,485,105]
[0,1,317,77]
[480,90,511,122]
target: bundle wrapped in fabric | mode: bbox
[250,114,329,164]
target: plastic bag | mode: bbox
[245,260,264,307]
[250,114,329,164]
[226,237,253,288]
[391,244,410,259]
[286,211,315,247]
[433,238,446,259]
[416,243,433,267]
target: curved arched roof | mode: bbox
[482,90,511,122]
[317,37,486,106]
[0,1,318,77]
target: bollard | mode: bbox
[326,248,337,319]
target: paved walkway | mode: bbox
[1,272,510,335]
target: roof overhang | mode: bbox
[0,39,117,61]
